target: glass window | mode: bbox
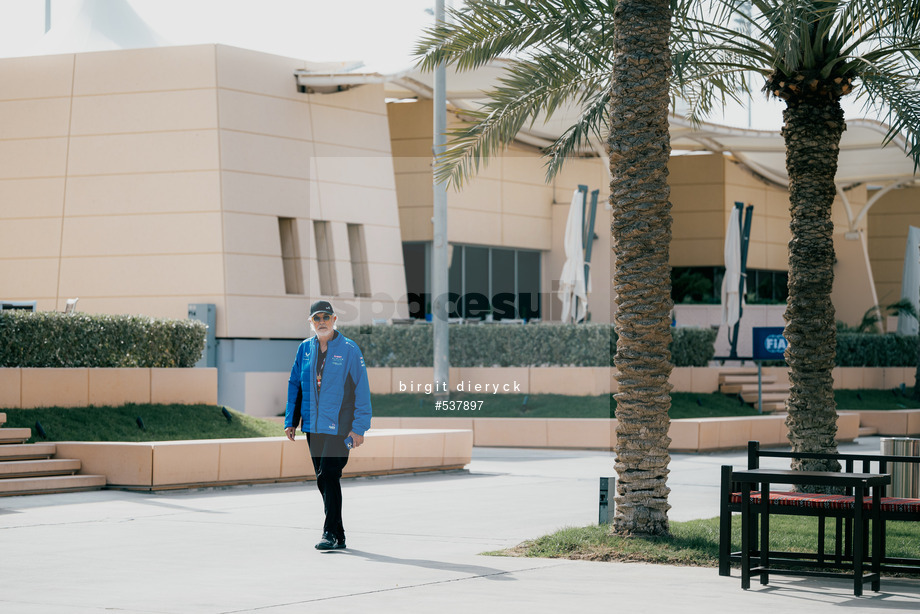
[491,248,515,320]
[448,244,463,318]
[407,242,542,320]
[517,250,541,320]
[463,246,490,318]
[403,243,427,318]
[671,266,788,304]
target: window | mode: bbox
[490,248,515,319]
[278,217,303,295]
[517,250,541,320]
[671,267,788,304]
[347,223,371,297]
[462,246,490,318]
[313,221,337,296]
[403,242,542,320]
[403,243,428,318]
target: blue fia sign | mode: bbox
[752,327,787,360]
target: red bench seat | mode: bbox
[730,491,920,513]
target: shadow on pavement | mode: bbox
[331,548,520,581]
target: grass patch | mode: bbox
[372,388,920,419]
[370,392,759,420]
[1,404,284,444]
[491,516,920,571]
[835,388,920,410]
[371,393,611,419]
[669,393,761,419]
[7,388,915,443]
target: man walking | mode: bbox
[285,300,372,550]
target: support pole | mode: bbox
[432,0,449,401]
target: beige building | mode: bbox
[0,44,406,339]
[387,97,611,323]
[1,43,918,412]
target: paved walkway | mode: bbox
[1,436,918,613]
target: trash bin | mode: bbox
[880,437,920,498]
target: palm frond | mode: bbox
[543,88,610,181]
[845,0,920,40]
[432,45,610,188]
[672,11,778,70]
[417,0,920,188]
[414,0,615,73]
[858,69,920,170]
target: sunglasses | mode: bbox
[311,313,333,323]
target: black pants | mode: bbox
[306,432,350,540]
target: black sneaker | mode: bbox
[315,533,337,550]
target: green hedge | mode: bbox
[339,323,716,368]
[668,326,718,367]
[836,333,918,367]
[0,311,207,368]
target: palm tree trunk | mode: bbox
[782,98,844,478]
[610,0,673,536]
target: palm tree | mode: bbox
[416,0,675,536]
[417,0,920,513]
[674,1,920,474]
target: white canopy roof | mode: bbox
[296,60,920,200]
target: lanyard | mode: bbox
[316,347,327,393]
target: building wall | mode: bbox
[0,47,225,321]
[3,41,912,366]
[668,153,882,326]
[213,46,407,337]
[387,99,613,322]
[669,153,792,271]
[0,44,408,341]
[868,184,920,308]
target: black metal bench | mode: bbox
[719,440,920,579]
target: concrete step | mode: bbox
[0,474,106,497]
[759,401,787,413]
[719,374,778,387]
[0,428,32,444]
[859,426,879,437]
[740,391,790,403]
[721,382,788,394]
[718,369,759,376]
[0,412,6,426]
[0,443,56,461]
[0,458,81,479]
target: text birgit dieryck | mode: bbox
[398,380,522,394]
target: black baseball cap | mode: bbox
[309,300,335,318]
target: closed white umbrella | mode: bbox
[721,206,742,329]
[898,225,920,335]
[558,189,587,323]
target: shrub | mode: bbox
[339,323,716,368]
[836,333,918,367]
[0,311,206,368]
[669,327,718,367]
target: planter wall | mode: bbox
[0,368,217,408]
[54,429,472,490]
[371,413,861,453]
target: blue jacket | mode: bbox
[285,332,372,436]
